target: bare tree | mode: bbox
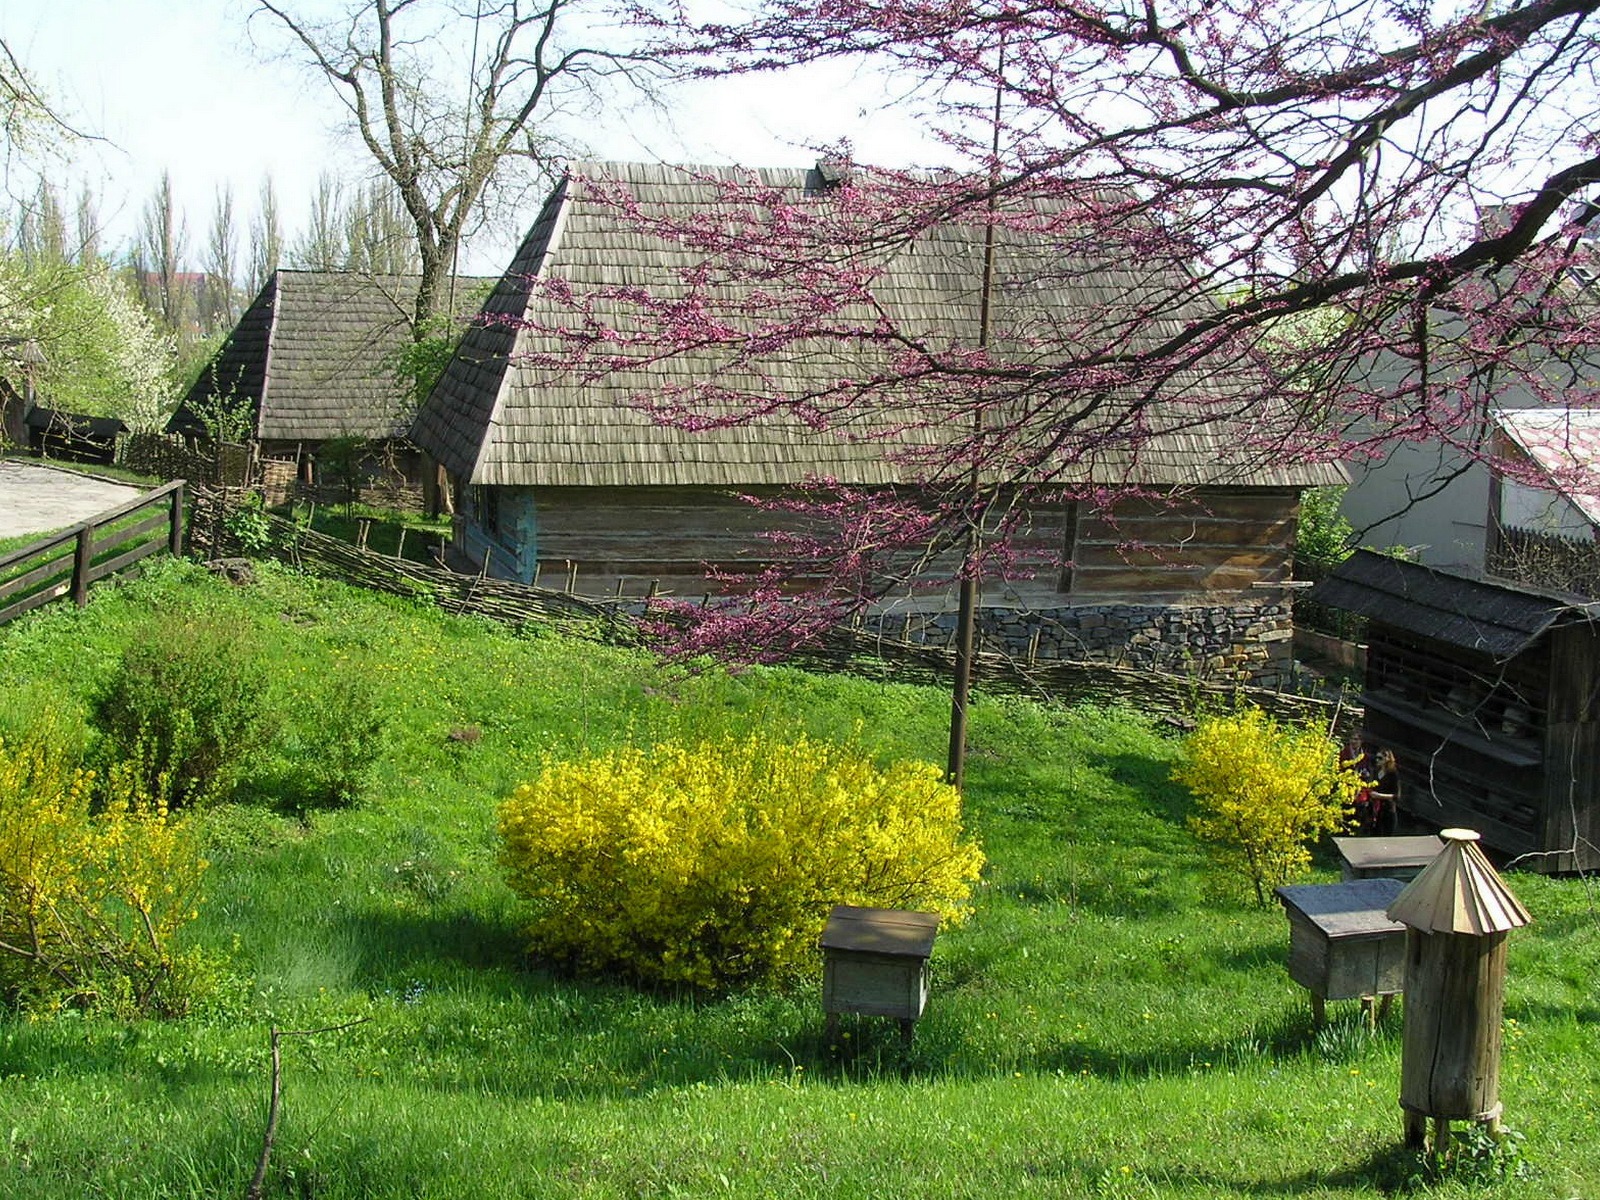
[290,172,347,270]
[75,187,102,266]
[343,179,419,275]
[17,182,67,266]
[135,171,191,332]
[253,0,658,337]
[248,177,284,296]
[203,185,240,333]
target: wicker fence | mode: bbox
[1487,527,1600,599]
[190,486,1348,729]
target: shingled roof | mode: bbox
[171,271,491,442]
[1308,548,1600,659]
[414,162,1346,491]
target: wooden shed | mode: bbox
[413,162,1343,683]
[1309,549,1600,871]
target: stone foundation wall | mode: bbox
[869,601,1297,689]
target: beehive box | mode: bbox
[820,905,938,1025]
[1275,879,1408,1010]
[1334,835,1445,882]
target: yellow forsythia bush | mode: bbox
[498,734,985,989]
[1173,708,1361,905]
[0,728,209,1014]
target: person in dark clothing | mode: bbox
[1360,748,1400,835]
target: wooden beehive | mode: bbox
[1388,829,1531,1143]
[1275,879,1408,1026]
[820,905,938,1037]
[1334,835,1445,882]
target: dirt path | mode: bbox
[0,459,144,540]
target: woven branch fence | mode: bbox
[190,487,1348,729]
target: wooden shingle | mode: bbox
[173,271,493,443]
[414,163,1347,491]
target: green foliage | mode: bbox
[222,492,275,552]
[281,676,388,811]
[317,435,368,511]
[0,719,209,1015]
[88,617,274,807]
[1396,1123,1534,1190]
[1295,486,1356,572]
[499,733,985,989]
[184,380,255,444]
[1172,707,1360,904]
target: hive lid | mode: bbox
[819,905,939,958]
[1386,829,1532,934]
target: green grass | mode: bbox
[0,558,1594,1198]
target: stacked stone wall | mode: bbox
[869,601,1296,689]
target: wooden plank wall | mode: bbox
[1541,623,1600,872]
[526,485,1302,606]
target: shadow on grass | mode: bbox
[338,906,530,980]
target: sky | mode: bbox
[0,0,940,277]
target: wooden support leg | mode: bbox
[1311,993,1326,1029]
[1434,1119,1452,1158]
[1403,1110,1427,1150]
[1361,996,1375,1032]
[899,1018,915,1044]
[1377,994,1394,1024]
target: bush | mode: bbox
[1172,708,1360,904]
[281,676,388,811]
[498,734,985,989]
[89,618,274,807]
[0,724,209,1015]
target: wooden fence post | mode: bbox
[72,526,94,606]
[169,482,186,556]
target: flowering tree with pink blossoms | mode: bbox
[524,0,1600,778]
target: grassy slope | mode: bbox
[0,559,1594,1199]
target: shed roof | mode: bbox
[414,162,1346,491]
[171,271,492,443]
[1307,548,1600,659]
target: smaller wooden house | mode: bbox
[1309,549,1600,871]
[169,270,490,497]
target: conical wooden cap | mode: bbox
[1386,829,1532,934]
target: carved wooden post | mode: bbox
[1388,829,1531,1154]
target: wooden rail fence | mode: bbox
[0,480,186,627]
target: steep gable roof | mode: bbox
[415,162,1345,490]
[172,271,492,442]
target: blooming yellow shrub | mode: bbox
[0,727,209,1014]
[1172,708,1361,905]
[498,734,985,989]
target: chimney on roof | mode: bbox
[814,157,853,192]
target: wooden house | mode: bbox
[169,270,490,496]
[412,163,1344,684]
[1309,549,1600,872]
